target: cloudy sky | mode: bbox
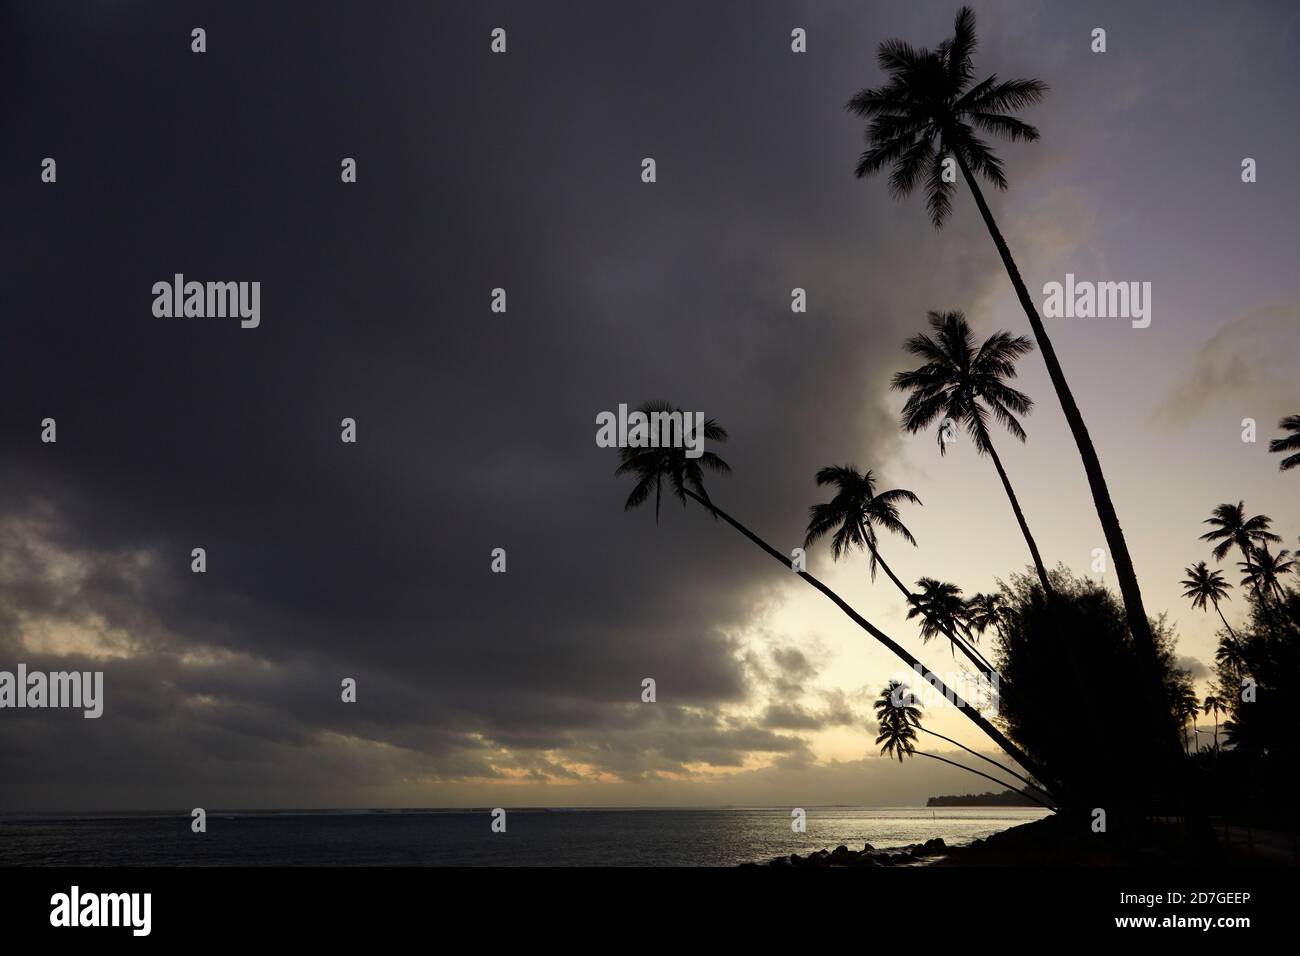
[2,0,1298,811]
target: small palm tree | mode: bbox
[848,5,1163,680]
[613,402,1053,787]
[1239,545,1295,604]
[1173,684,1200,753]
[1201,695,1227,750]
[964,592,1009,642]
[892,311,1052,595]
[804,465,994,676]
[872,682,1055,809]
[615,400,730,520]
[1268,413,1300,471]
[1200,501,1281,567]
[1179,561,1238,641]
[907,578,969,655]
[1215,637,1248,683]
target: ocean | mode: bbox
[0,807,1050,866]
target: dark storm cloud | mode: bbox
[1,1,1029,809]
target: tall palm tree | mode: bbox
[873,682,1056,810]
[1239,545,1295,604]
[892,311,1052,595]
[848,8,1167,711]
[906,577,969,656]
[1200,501,1281,568]
[1201,695,1226,750]
[964,592,1009,642]
[1179,561,1238,641]
[615,402,1057,792]
[1268,413,1300,471]
[804,465,995,676]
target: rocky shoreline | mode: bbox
[745,836,952,868]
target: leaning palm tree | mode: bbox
[615,402,1057,792]
[906,577,969,656]
[848,6,1161,682]
[1239,545,1295,604]
[873,682,1056,810]
[1268,413,1300,471]
[804,465,994,676]
[1200,501,1281,568]
[1179,561,1238,641]
[892,311,1052,595]
[1201,695,1227,750]
[964,592,1009,642]
[1173,684,1200,753]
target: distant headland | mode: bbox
[926,790,1038,807]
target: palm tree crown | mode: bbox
[614,401,729,521]
[907,577,969,648]
[1179,561,1231,612]
[804,465,921,578]
[964,592,1008,642]
[1239,545,1295,601]
[1268,413,1300,471]
[847,5,1047,227]
[1199,501,1280,563]
[892,310,1034,455]
[874,681,922,762]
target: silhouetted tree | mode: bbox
[892,310,1052,594]
[1180,561,1238,640]
[1268,413,1300,471]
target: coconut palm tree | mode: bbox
[1200,501,1281,569]
[1239,545,1295,604]
[1268,413,1300,471]
[1215,637,1247,683]
[847,6,1162,682]
[1173,683,1200,753]
[1179,561,1238,640]
[1201,695,1227,750]
[892,310,1052,595]
[804,465,995,677]
[614,402,1057,791]
[906,578,970,656]
[873,682,1056,810]
[964,592,1009,642]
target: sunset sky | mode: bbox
[2,0,1298,810]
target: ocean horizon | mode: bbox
[0,806,1051,867]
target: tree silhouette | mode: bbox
[1179,561,1238,641]
[804,464,994,676]
[1268,413,1300,471]
[847,6,1164,700]
[892,310,1052,594]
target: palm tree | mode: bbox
[1201,695,1226,750]
[892,310,1052,595]
[1268,413,1300,471]
[873,682,1056,810]
[1173,684,1200,753]
[615,402,1057,792]
[804,465,995,676]
[848,6,1162,686]
[1215,637,1247,683]
[1239,545,1295,604]
[964,592,1009,642]
[906,577,969,656]
[1179,561,1238,641]
[1200,501,1281,568]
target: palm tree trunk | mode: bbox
[953,153,1176,758]
[919,726,1050,799]
[681,489,1062,797]
[869,545,998,678]
[1211,601,1239,642]
[980,429,1053,597]
[912,751,1056,811]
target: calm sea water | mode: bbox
[0,807,1048,866]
